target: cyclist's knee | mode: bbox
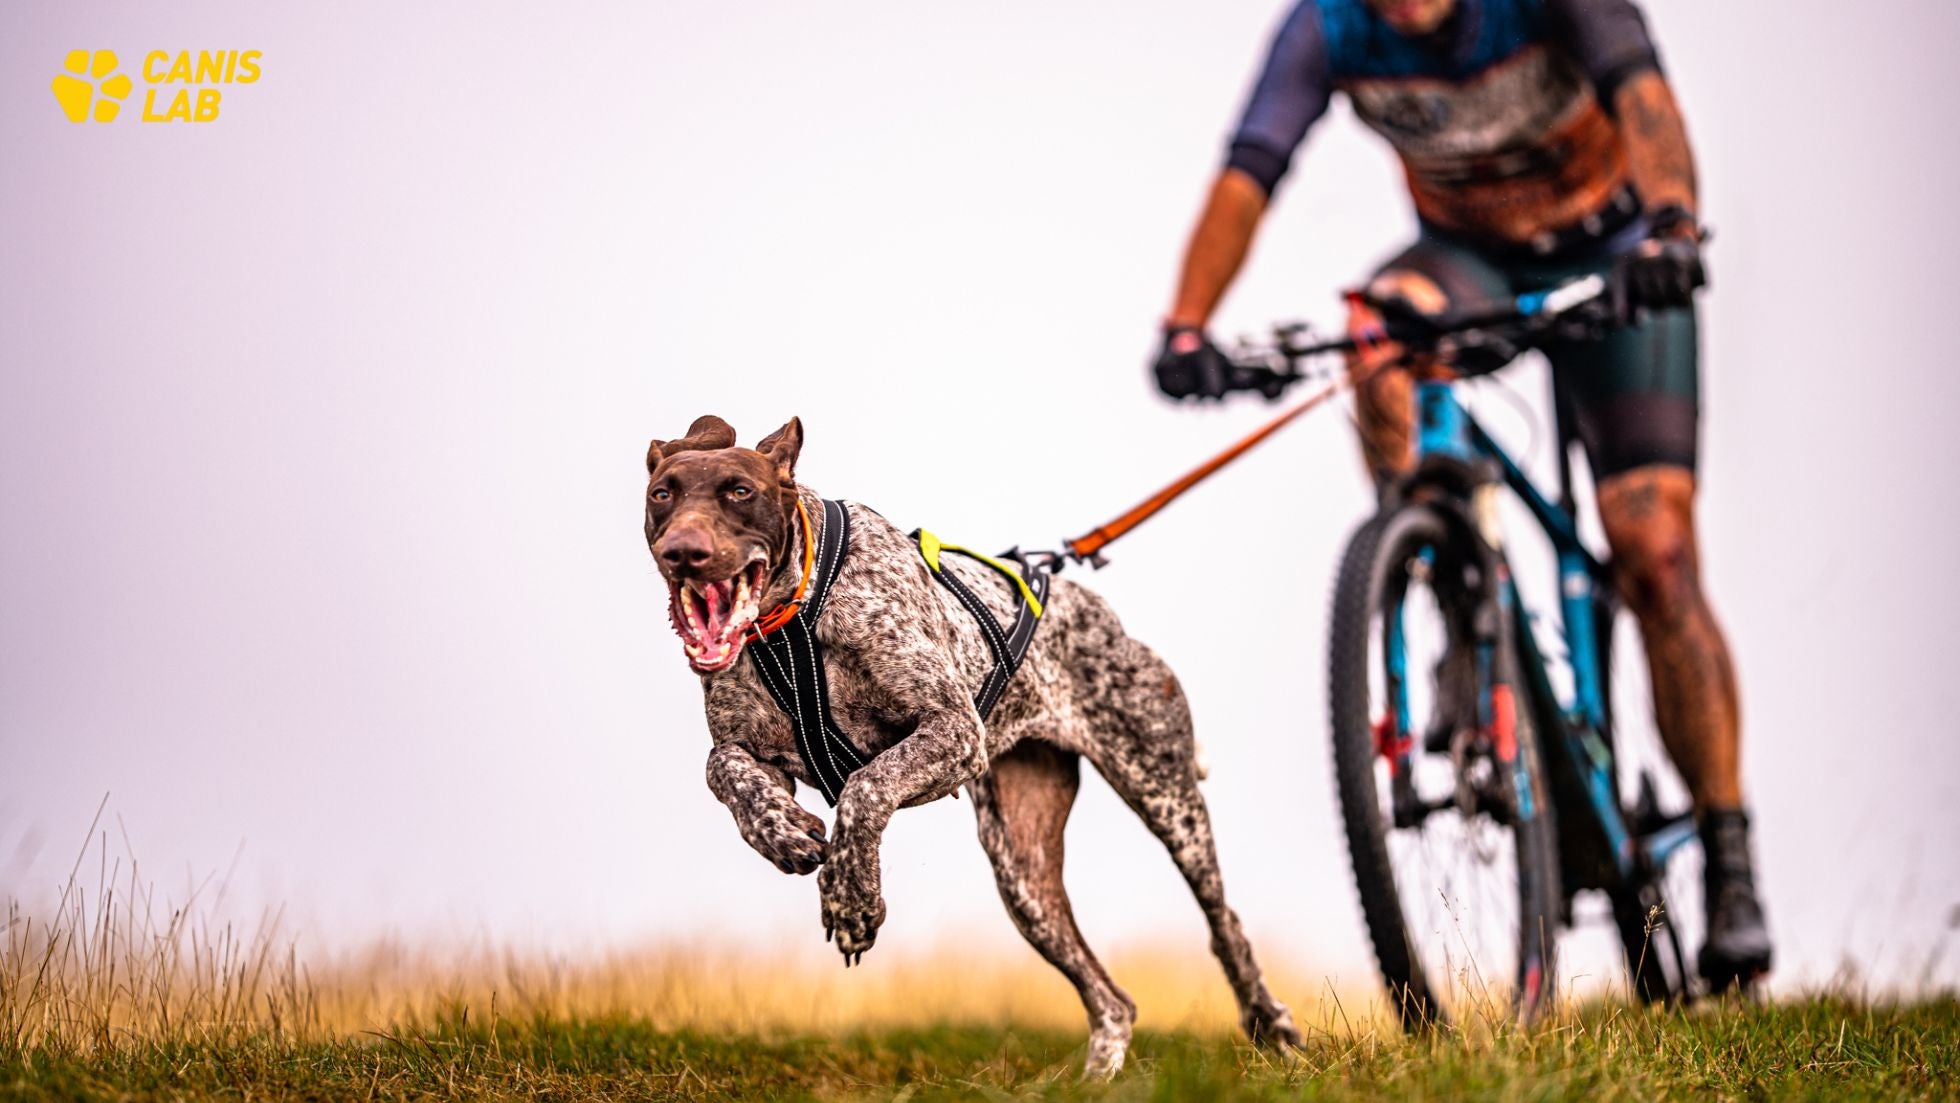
[1598,467,1702,622]
[1364,270,1450,318]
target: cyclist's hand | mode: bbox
[1153,325,1232,401]
[1622,227,1706,310]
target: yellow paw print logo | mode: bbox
[51,50,133,123]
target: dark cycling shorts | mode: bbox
[1373,222,1700,479]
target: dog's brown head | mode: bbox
[645,415,804,673]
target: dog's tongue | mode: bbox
[670,569,760,672]
[699,579,735,640]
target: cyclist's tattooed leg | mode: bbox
[1352,362,1414,484]
[1348,270,1451,485]
[1597,465,1742,810]
[1603,467,1771,985]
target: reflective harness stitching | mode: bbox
[748,499,865,806]
[911,530,1049,723]
[744,499,1049,807]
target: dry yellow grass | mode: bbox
[2,845,1377,1054]
[9,832,1954,1101]
[301,940,1363,1037]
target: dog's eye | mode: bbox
[728,486,753,501]
[650,487,672,503]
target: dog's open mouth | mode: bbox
[668,559,768,673]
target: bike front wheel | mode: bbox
[1328,504,1562,1031]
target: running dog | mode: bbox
[644,414,1299,1076]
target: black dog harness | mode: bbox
[745,499,1048,805]
[911,528,1050,722]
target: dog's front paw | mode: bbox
[1245,1000,1304,1051]
[746,803,828,876]
[817,859,886,965]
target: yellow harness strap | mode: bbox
[916,529,1045,618]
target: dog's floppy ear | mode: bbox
[755,417,804,487]
[647,415,739,473]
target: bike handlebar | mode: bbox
[1219,271,1626,399]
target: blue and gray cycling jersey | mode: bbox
[1229,0,1666,246]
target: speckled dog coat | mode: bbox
[691,484,1301,1076]
[647,416,1299,1078]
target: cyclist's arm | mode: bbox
[1167,170,1269,329]
[1547,0,1699,229]
[1166,0,1331,328]
[1614,72,1698,230]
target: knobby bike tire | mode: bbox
[1613,877,1689,1004]
[1328,504,1562,1031]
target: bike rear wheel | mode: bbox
[1596,599,1702,1005]
[1329,505,1562,1031]
[1612,875,1692,1003]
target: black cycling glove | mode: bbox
[1622,213,1707,310]
[1153,326,1232,401]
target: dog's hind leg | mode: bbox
[968,739,1136,1079]
[1080,644,1303,1051]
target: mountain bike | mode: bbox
[1226,274,1704,1030]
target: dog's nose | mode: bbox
[658,528,715,571]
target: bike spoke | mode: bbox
[1369,568,1523,1019]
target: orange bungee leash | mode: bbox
[1063,299,1392,568]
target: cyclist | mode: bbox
[1154,0,1770,989]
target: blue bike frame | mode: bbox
[1388,344,1697,885]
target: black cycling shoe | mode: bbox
[1698,807,1773,991]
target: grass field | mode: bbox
[5,838,1955,1100]
[5,994,1956,1101]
